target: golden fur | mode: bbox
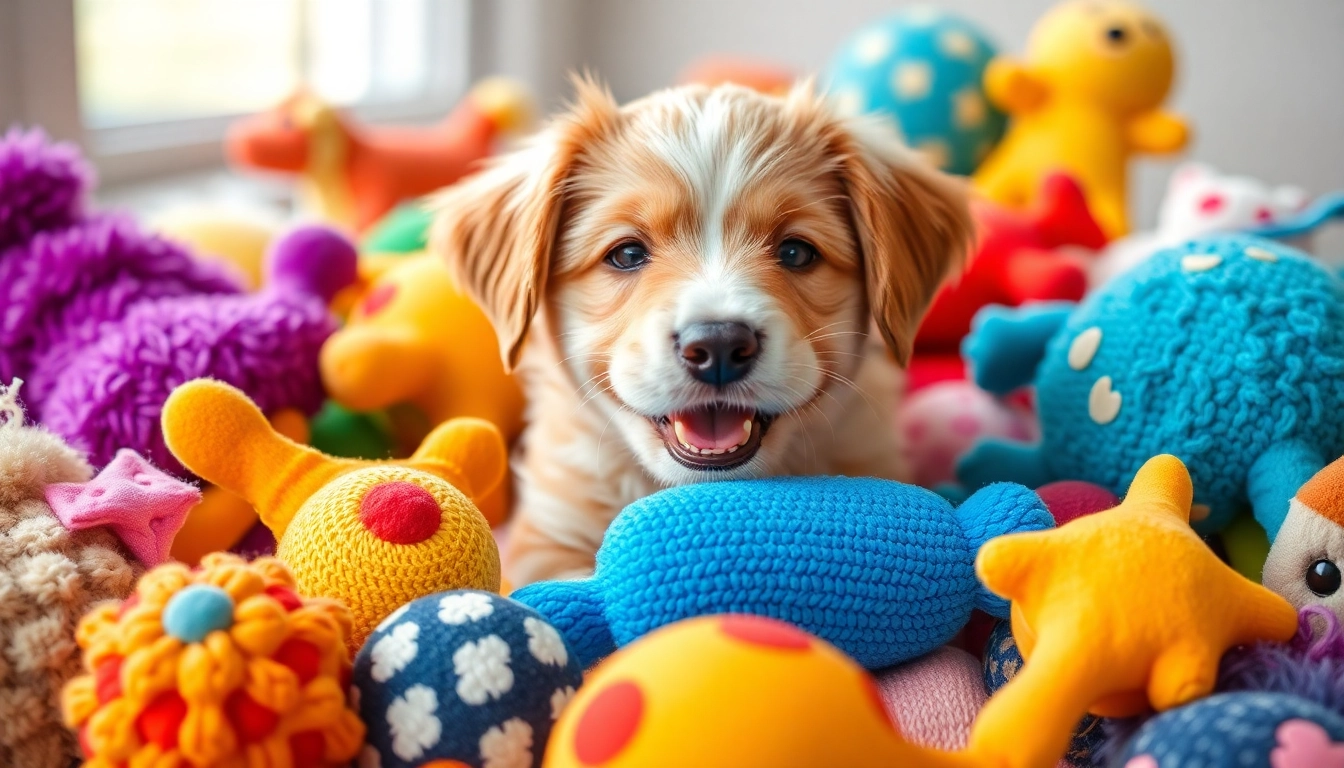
[433,77,972,585]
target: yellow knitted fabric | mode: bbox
[62,553,364,768]
[279,466,501,652]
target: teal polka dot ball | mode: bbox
[827,7,1005,175]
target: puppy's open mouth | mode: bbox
[652,405,775,470]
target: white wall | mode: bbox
[540,0,1344,250]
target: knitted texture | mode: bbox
[0,126,90,252]
[982,620,1104,765]
[875,646,987,750]
[354,590,583,768]
[161,378,507,541]
[960,234,1344,535]
[62,552,365,767]
[278,467,501,651]
[511,476,1053,670]
[0,381,140,768]
[1109,692,1344,768]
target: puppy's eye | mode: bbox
[1307,559,1342,597]
[777,239,819,269]
[605,242,651,271]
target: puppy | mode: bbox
[433,77,972,585]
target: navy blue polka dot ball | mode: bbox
[353,590,584,768]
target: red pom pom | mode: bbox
[358,481,442,545]
[226,690,279,742]
[273,638,323,685]
[289,731,326,764]
[137,691,187,749]
[264,584,303,612]
[94,655,123,704]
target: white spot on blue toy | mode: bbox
[828,9,1006,175]
[1245,245,1278,263]
[161,584,234,643]
[1182,254,1223,272]
[1068,327,1103,371]
[1088,376,1122,425]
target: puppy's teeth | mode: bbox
[728,445,739,453]
[743,419,752,438]
[673,420,688,446]
[711,448,725,455]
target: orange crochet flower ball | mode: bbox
[62,552,365,768]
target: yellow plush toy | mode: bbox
[161,378,504,649]
[967,455,1299,768]
[545,614,949,768]
[972,0,1190,237]
[320,253,525,524]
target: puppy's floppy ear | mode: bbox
[822,104,974,366]
[431,74,620,370]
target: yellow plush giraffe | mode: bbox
[972,0,1190,237]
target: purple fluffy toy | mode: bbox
[0,127,356,475]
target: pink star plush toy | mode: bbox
[44,448,199,565]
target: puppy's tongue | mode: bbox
[672,406,754,451]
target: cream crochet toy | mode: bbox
[0,380,140,768]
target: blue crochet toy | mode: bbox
[958,234,1344,539]
[1112,692,1344,767]
[353,590,584,768]
[510,476,1051,671]
[826,8,1006,175]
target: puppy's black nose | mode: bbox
[677,322,760,386]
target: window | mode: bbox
[66,0,470,181]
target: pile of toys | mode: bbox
[2,1,1343,767]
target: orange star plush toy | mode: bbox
[967,454,1299,768]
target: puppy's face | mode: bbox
[435,80,970,485]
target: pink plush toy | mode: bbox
[897,381,1038,488]
[875,646,986,749]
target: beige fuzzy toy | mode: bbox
[0,380,141,768]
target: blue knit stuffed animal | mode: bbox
[958,234,1344,539]
[510,476,1051,670]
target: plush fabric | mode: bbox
[1034,481,1120,527]
[162,378,505,650]
[966,455,1300,768]
[512,476,1052,670]
[1091,162,1312,287]
[896,380,1038,488]
[1109,693,1344,768]
[0,381,140,768]
[959,235,1344,538]
[320,253,524,525]
[1265,454,1344,619]
[545,614,930,768]
[63,553,365,767]
[911,174,1106,385]
[44,447,199,565]
[876,647,987,750]
[354,590,583,768]
[0,126,90,252]
[226,78,531,232]
[826,8,1005,176]
[40,224,353,474]
[972,1,1188,237]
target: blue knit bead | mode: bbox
[162,584,234,643]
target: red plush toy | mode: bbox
[909,173,1107,390]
